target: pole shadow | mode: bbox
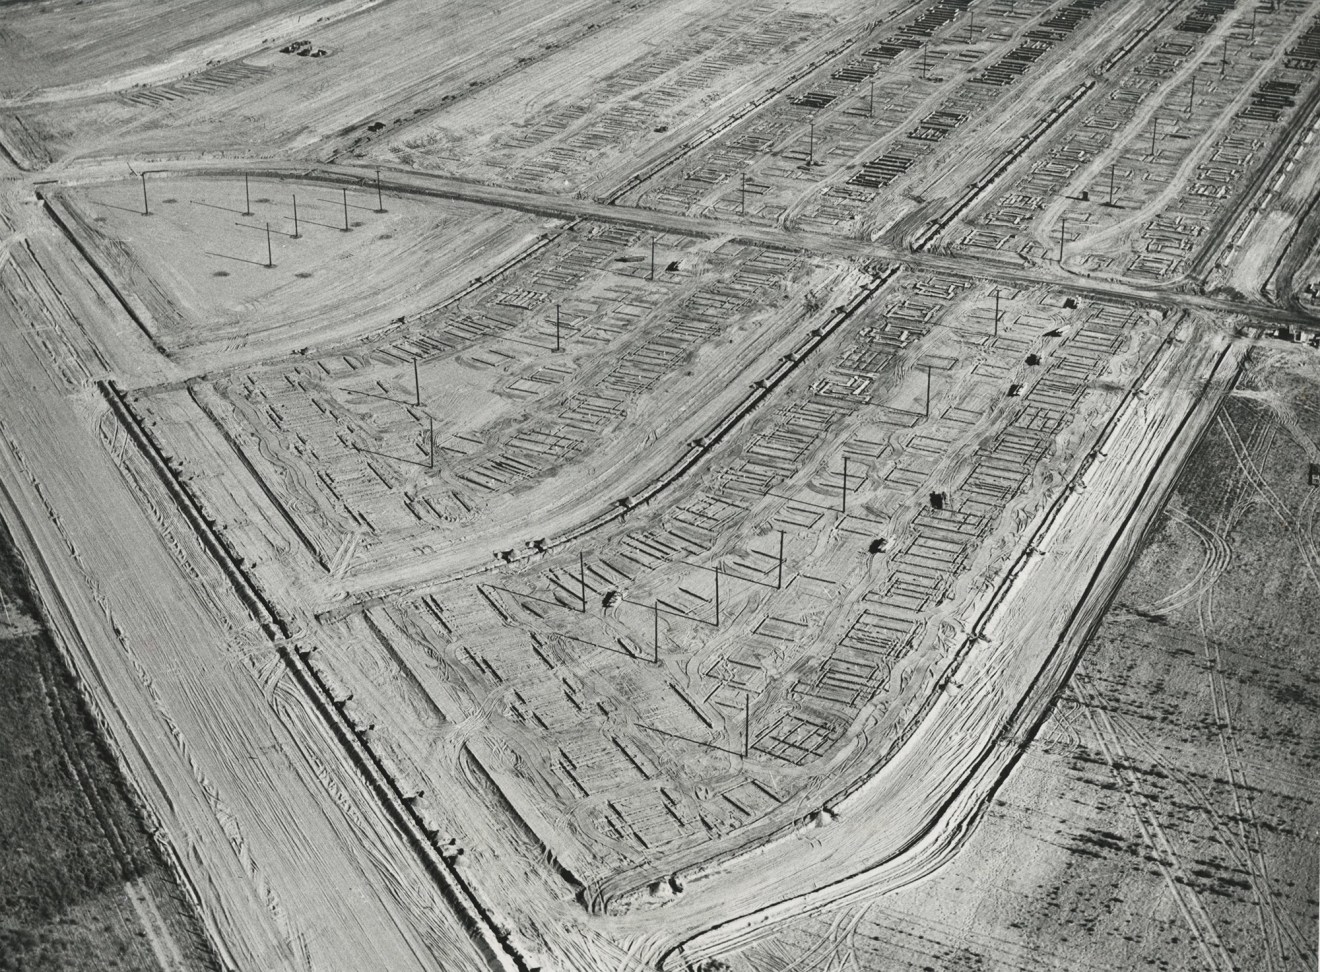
[344,387,415,407]
[191,199,248,216]
[284,214,342,231]
[353,444,430,468]
[204,250,269,268]
[90,198,147,216]
[234,219,297,239]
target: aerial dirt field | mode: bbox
[0,516,216,972]
[696,344,1320,972]
[0,0,344,97]
[52,172,556,367]
[1,1,1317,971]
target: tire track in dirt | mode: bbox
[1150,507,1230,615]
[1199,409,1289,969]
[34,604,195,972]
[655,335,1246,970]
[1218,406,1320,596]
[29,157,1320,335]
[1200,408,1314,965]
[852,896,1120,972]
[0,418,252,972]
[1090,674,1312,967]
[1136,398,1311,967]
[1098,702,1256,879]
[125,877,193,972]
[1,281,504,970]
[1072,676,1236,972]
[2,0,386,109]
[913,0,1186,254]
[1260,395,1320,596]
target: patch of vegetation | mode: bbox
[0,515,209,972]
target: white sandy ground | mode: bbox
[0,0,382,105]
[2,0,1317,966]
[616,0,1153,233]
[1221,113,1320,304]
[1036,2,1295,280]
[22,156,1295,330]
[0,247,496,972]
[279,275,1172,895]
[51,174,556,371]
[932,2,1320,292]
[703,346,1320,972]
[645,332,1245,969]
[1,153,1283,972]
[2,0,878,170]
[329,322,1244,972]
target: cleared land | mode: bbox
[0,516,215,972]
[1,0,1317,970]
[702,343,1320,972]
[50,174,555,368]
[0,203,499,972]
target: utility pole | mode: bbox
[869,78,875,117]
[375,167,385,213]
[579,553,587,613]
[808,117,815,166]
[714,567,720,627]
[994,288,1000,337]
[1108,163,1116,206]
[554,303,561,352]
[1150,115,1157,157]
[243,173,252,217]
[1189,73,1196,113]
[292,194,300,238]
[265,222,273,268]
[650,238,655,280]
[342,187,350,231]
[414,357,421,406]
[922,45,928,80]
[842,455,849,514]
[743,691,750,758]
[1059,214,1067,264]
[741,173,747,215]
[925,363,932,417]
[429,416,435,469]
[653,601,659,663]
[777,530,785,589]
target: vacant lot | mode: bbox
[2,0,1317,969]
[708,341,1320,972]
